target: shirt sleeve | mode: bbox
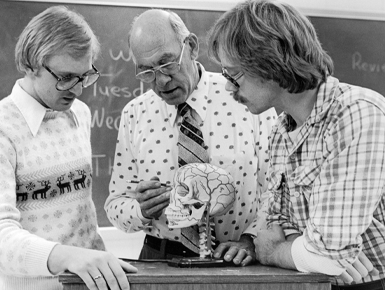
[305,100,385,261]
[104,105,151,233]
[0,132,58,277]
[243,108,277,235]
[291,235,346,275]
[270,98,385,266]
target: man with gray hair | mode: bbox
[105,9,277,263]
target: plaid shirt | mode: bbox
[267,76,385,282]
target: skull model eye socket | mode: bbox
[192,203,204,210]
[193,203,204,209]
[165,163,236,229]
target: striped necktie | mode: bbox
[177,103,209,166]
[177,103,209,254]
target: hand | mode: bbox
[133,177,172,219]
[48,245,138,290]
[213,235,256,266]
[339,251,380,283]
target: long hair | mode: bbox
[15,5,100,74]
[207,0,333,93]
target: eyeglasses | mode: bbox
[221,67,244,88]
[135,38,187,83]
[43,64,100,91]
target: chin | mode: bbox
[245,105,259,115]
[159,93,186,106]
[55,101,74,111]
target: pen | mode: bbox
[126,179,171,187]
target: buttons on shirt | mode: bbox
[294,191,300,198]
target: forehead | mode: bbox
[130,10,182,64]
[131,31,180,67]
[217,46,239,69]
[47,51,93,74]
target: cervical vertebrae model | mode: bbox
[165,163,236,258]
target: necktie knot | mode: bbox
[177,103,191,119]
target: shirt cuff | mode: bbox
[291,235,345,276]
[136,202,152,225]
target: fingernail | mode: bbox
[371,268,380,276]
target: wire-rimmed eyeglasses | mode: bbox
[221,67,244,88]
[135,38,188,83]
[43,64,100,91]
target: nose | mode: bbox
[155,70,172,87]
[225,81,238,92]
[69,81,83,97]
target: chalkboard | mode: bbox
[1,1,385,226]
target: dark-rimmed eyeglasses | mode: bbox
[135,38,188,83]
[43,64,100,91]
[222,67,244,88]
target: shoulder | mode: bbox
[0,97,21,129]
[206,71,227,84]
[72,99,91,117]
[335,82,385,114]
[0,96,15,113]
[122,89,163,114]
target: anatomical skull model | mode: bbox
[165,163,236,258]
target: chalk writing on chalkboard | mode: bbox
[352,52,385,73]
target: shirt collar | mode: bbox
[278,76,339,133]
[10,79,80,137]
[309,75,339,124]
[168,62,209,126]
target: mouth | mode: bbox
[62,96,75,103]
[233,93,245,104]
[160,87,178,96]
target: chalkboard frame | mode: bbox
[12,0,385,21]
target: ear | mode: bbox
[187,33,199,60]
[25,66,40,78]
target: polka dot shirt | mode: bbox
[105,65,277,243]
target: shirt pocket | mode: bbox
[290,164,321,202]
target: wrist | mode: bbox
[47,244,68,275]
[271,241,296,270]
[240,233,257,247]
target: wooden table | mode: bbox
[59,261,331,290]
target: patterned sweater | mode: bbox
[0,81,104,290]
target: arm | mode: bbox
[254,226,376,283]
[0,133,58,277]
[296,100,385,271]
[105,105,171,232]
[259,99,385,278]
